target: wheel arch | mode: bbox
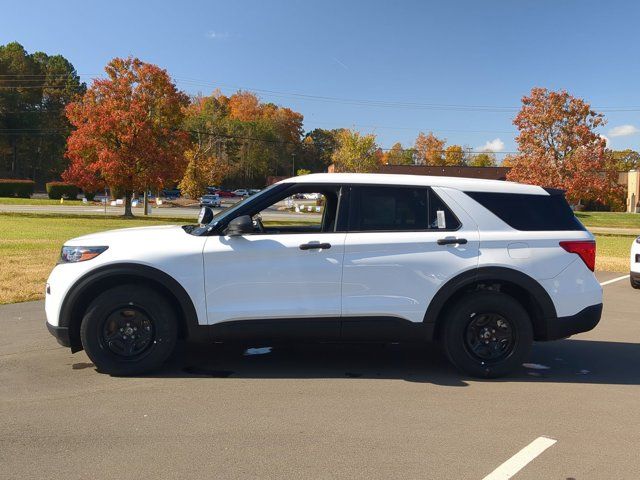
[59,263,201,352]
[424,267,557,342]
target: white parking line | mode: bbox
[600,274,630,286]
[482,436,557,480]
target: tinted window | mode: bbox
[351,186,460,231]
[465,191,585,231]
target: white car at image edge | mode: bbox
[45,173,603,377]
[630,237,640,288]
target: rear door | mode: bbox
[341,185,479,326]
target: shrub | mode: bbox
[46,182,80,200]
[83,191,97,201]
[0,179,35,198]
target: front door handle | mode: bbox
[437,237,468,246]
[299,242,331,250]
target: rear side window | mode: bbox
[349,186,461,231]
[465,191,585,231]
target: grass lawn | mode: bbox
[594,234,633,272]
[0,197,85,206]
[0,214,180,304]
[576,211,640,229]
[0,213,633,305]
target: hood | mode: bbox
[64,224,187,247]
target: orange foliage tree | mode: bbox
[63,57,190,216]
[506,87,621,206]
[414,132,446,165]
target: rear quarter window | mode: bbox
[465,191,585,231]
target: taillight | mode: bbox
[559,240,596,272]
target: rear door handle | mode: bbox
[437,237,468,246]
[299,242,331,250]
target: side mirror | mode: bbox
[225,215,254,236]
[198,206,214,226]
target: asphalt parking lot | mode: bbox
[1,272,639,480]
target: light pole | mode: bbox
[291,153,296,177]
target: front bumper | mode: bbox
[543,303,603,340]
[46,321,71,347]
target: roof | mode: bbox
[279,173,547,195]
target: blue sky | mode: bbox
[3,0,640,158]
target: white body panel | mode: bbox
[202,233,346,323]
[45,225,208,327]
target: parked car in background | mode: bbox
[45,173,602,378]
[216,190,235,198]
[249,189,261,195]
[161,188,181,199]
[199,194,221,208]
[233,189,249,197]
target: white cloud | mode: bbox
[205,30,229,39]
[477,138,505,152]
[609,124,640,137]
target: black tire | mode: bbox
[80,284,178,375]
[630,276,640,289]
[440,291,533,378]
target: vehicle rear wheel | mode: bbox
[440,291,533,378]
[80,285,177,375]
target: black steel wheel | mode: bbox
[441,291,533,378]
[464,313,516,363]
[100,306,155,358]
[80,285,177,375]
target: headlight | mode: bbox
[59,246,108,263]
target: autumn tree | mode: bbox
[506,87,621,205]
[468,152,497,167]
[384,142,414,165]
[414,132,445,165]
[444,145,465,166]
[331,129,381,173]
[63,57,190,216]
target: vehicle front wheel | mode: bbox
[80,285,178,375]
[440,291,533,378]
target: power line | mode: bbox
[3,74,640,112]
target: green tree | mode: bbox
[300,128,342,172]
[0,42,84,182]
[610,149,640,171]
[331,129,380,173]
[469,152,497,167]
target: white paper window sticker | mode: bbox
[436,210,446,229]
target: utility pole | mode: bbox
[291,153,296,177]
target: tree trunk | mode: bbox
[123,190,134,217]
[143,188,149,216]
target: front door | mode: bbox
[202,184,345,338]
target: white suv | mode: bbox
[45,173,602,377]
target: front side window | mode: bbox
[349,186,460,232]
[235,184,342,235]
